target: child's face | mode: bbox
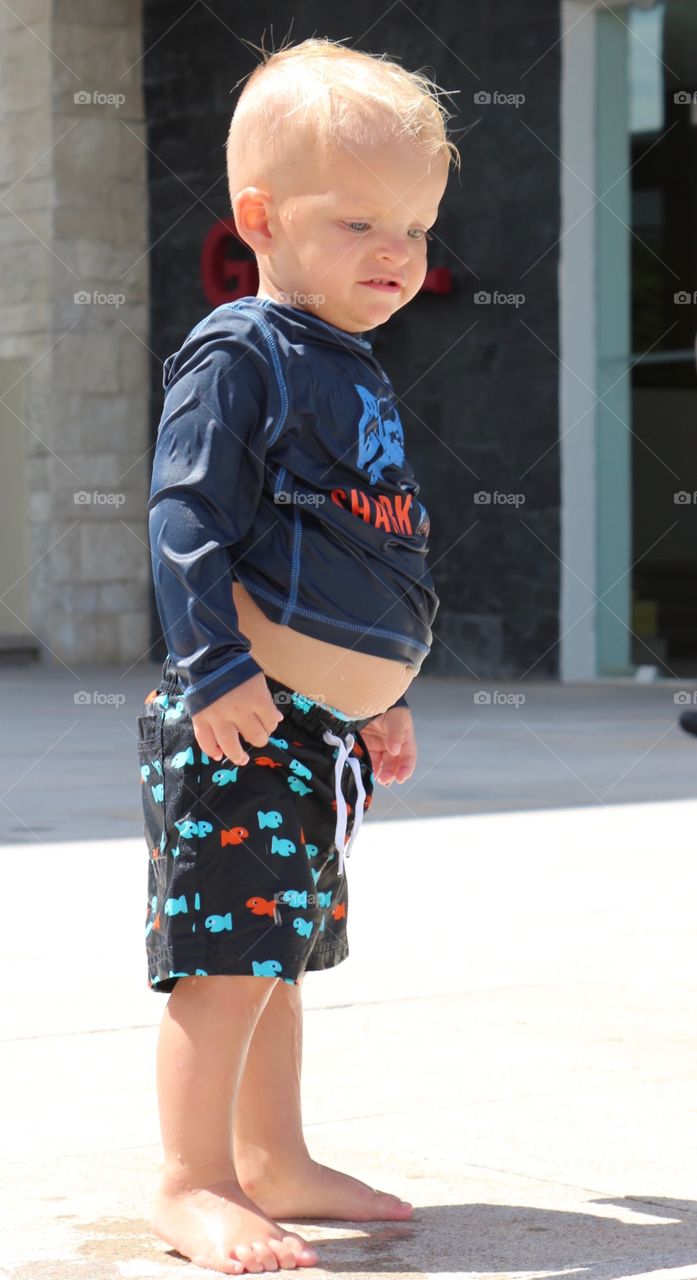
[235,136,449,333]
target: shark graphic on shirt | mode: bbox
[354,384,405,484]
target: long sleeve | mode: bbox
[147,313,275,715]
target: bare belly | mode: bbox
[232,581,414,718]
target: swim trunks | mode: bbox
[136,657,376,992]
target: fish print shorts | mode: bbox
[137,656,376,993]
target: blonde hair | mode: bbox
[226,35,461,204]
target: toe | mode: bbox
[268,1237,298,1269]
[235,1241,279,1273]
[207,1254,244,1276]
[286,1232,319,1265]
[233,1244,265,1273]
[252,1241,281,1272]
[376,1189,413,1216]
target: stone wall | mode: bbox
[0,0,150,664]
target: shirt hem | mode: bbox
[236,575,429,668]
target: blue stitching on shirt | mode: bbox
[281,506,302,625]
[183,652,257,698]
[258,296,374,351]
[223,302,288,445]
[236,575,430,654]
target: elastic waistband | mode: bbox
[264,674,373,740]
[159,658,372,741]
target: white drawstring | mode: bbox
[321,729,367,876]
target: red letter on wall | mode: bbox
[200,217,259,308]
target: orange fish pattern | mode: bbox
[221,826,248,846]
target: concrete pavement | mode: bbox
[3,661,697,843]
[2,662,697,1279]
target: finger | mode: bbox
[193,723,224,761]
[378,717,406,754]
[394,741,417,782]
[368,747,385,777]
[395,761,416,783]
[383,737,417,784]
[218,727,250,767]
[239,712,279,749]
[377,754,401,786]
[267,689,291,722]
[262,702,286,734]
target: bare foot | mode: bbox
[151,1171,320,1274]
[237,1155,414,1222]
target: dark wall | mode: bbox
[143,0,561,680]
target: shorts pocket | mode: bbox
[137,704,166,858]
[160,706,216,864]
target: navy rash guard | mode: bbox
[147,296,440,716]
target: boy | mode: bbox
[137,35,459,1276]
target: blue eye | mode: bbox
[342,222,434,241]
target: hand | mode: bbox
[359,706,416,785]
[191,673,284,766]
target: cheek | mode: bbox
[322,235,361,277]
[402,257,428,301]
[410,249,429,284]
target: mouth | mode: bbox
[359,277,403,293]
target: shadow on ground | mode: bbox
[9,1196,697,1279]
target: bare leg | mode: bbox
[233,977,413,1221]
[151,974,320,1274]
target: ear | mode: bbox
[232,186,273,251]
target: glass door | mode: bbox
[598,1,697,676]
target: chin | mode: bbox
[362,301,400,323]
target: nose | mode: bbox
[373,233,410,266]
